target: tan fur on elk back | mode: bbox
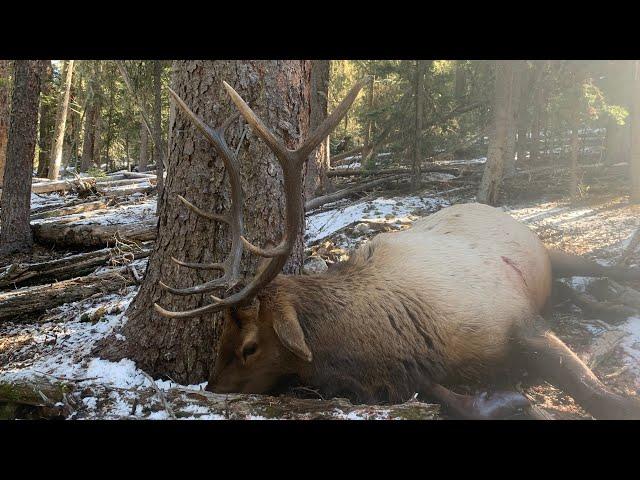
[277,203,552,400]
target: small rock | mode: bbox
[354,223,372,234]
[303,256,328,275]
[384,213,395,220]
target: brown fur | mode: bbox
[207,203,640,416]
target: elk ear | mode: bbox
[272,303,313,362]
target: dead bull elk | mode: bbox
[156,78,640,420]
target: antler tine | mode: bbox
[223,76,370,167]
[294,75,371,163]
[177,195,230,224]
[170,256,225,271]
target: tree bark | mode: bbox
[32,214,157,248]
[530,62,548,164]
[36,61,54,178]
[411,61,426,190]
[503,60,526,176]
[362,74,375,166]
[94,60,312,384]
[80,63,101,173]
[153,60,164,202]
[477,61,515,205]
[304,60,330,198]
[138,119,148,172]
[48,60,74,180]
[0,61,45,256]
[569,107,581,199]
[632,60,640,203]
[0,266,138,322]
[454,61,466,99]
[0,60,11,186]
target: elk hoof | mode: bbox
[464,391,532,420]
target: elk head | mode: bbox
[154,76,370,394]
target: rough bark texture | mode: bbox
[0,60,10,185]
[632,60,640,203]
[95,60,312,384]
[454,61,466,99]
[138,119,148,172]
[32,215,157,248]
[503,60,525,176]
[477,61,515,205]
[48,60,74,180]
[411,61,426,190]
[569,107,581,199]
[530,61,548,164]
[80,64,101,173]
[0,61,45,256]
[36,61,54,178]
[0,266,137,322]
[153,60,164,201]
[304,60,330,198]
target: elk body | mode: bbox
[157,78,640,419]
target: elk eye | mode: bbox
[242,342,258,361]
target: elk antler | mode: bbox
[154,76,371,319]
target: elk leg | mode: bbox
[548,249,640,281]
[516,318,640,419]
[420,381,531,420]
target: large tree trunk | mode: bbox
[411,61,426,190]
[0,60,10,186]
[569,111,581,199]
[0,61,45,256]
[94,60,312,384]
[631,60,640,203]
[80,102,98,172]
[36,62,54,178]
[80,62,101,173]
[478,61,515,205]
[454,60,466,99]
[47,60,74,180]
[138,119,148,172]
[503,60,526,176]
[153,60,164,202]
[304,60,330,198]
[529,61,548,164]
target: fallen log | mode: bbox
[0,244,152,289]
[121,171,158,179]
[330,146,365,165]
[0,266,138,322]
[30,177,97,195]
[555,281,637,321]
[30,198,114,220]
[583,329,627,370]
[0,375,73,419]
[306,174,409,211]
[328,166,461,178]
[95,177,156,189]
[99,185,157,198]
[32,216,157,248]
[0,375,441,420]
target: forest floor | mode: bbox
[1,159,639,420]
